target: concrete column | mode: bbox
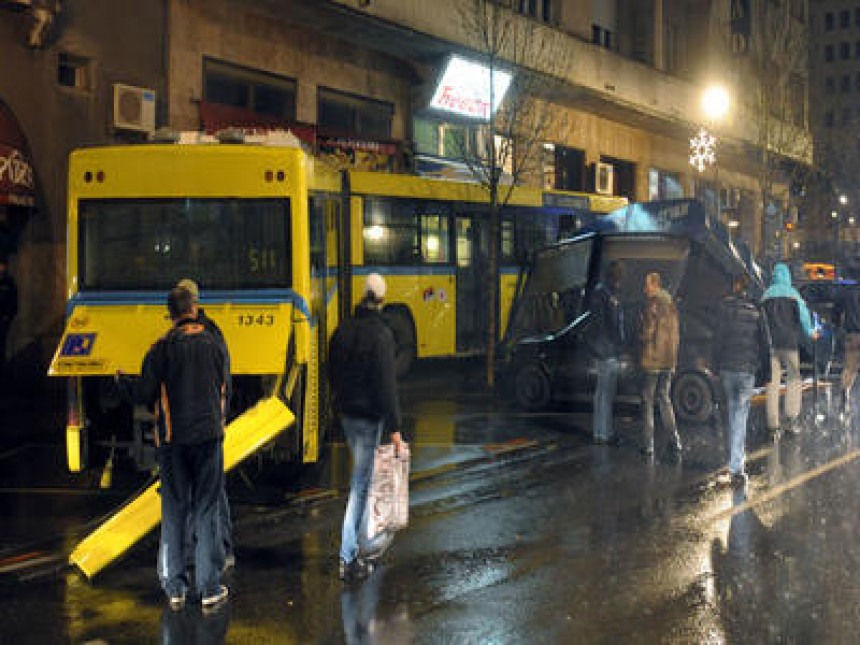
[653,0,664,71]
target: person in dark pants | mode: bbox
[586,261,626,445]
[120,286,229,610]
[715,276,772,487]
[0,259,17,380]
[176,279,234,570]
[639,272,682,456]
[835,285,860,418]
[329,273,403,582]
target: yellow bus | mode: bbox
[49,136,625,476]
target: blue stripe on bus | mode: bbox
[66,289,312,321]
[353,266,456,277]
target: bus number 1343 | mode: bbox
[238,314,275,326]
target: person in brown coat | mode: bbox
[639,272,682,455]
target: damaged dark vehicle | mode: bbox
[499,199,773,424]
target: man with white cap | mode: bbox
[328,272,403,582]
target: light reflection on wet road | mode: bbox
[2,363,860,643]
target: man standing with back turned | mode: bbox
[715,275,772,487]
[329,273,403,582]
[127,286,229,610]
[761,263,814,437]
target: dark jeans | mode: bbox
[185,486,232,563]
[158,439,225,598]
[0,320,8,378]
[641,369,680,451]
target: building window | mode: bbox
[826,110,834,127]
[57,53,90,89]
[855,41,860,59]
[827,76,836,93]
[516,0,551,23]
[855,72,860,90]
[363,198,451,266]
[844,108,852,125]
[318,87,393,139]
[648,169,684,201]
[841,9,850,28]
[842,42,851,60]
[826,44,834,62]
[592,25,613,49]
[203,58,296,120]
[842,75,851,93]
[826,12,834,31]
[856,7,860,26]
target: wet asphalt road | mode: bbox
[2,363,860,643]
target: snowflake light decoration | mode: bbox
[689,127,716,173]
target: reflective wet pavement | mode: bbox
[2,363,860,643]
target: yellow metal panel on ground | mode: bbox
[69,397,295,579]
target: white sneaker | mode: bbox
[202,585,229,610]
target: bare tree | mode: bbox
[726,0,812,258]
[456,0,568,387]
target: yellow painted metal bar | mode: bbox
[69,397,295,579]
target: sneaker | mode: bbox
[202,585,229,610]
[339,558,373,582]
[168,592,186,611]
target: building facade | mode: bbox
[0,0,811,387]
[808,0,860,273]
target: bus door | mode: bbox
[455,212,490,352]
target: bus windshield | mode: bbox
[78,197,291,291]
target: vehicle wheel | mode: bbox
[672,371,714,425]
[384,310,416,377]
[514,363,552,411]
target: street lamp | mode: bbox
[692,85,731,222]
[702,85,730,122]
[840,194,849,206]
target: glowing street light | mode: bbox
[840,194,849,205]
[702,85,730,122]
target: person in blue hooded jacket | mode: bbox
[761,263,814,436]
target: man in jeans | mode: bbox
[120,286,229,610]
[586,261,626,445]
[639,272,682,456]
[715,276,772,487]
[329,273,403,582]
[761,263,814,436]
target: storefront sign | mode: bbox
[429,56,511,120]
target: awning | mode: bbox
[0,101,35,207]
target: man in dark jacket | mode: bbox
[329,273,403,581]
[715,276,772,487]
[176,278,233,569]
[587,261,625,445]
[0,259,17,379]
[836,285,860,417]
[126,286,229,610]
[639,272,681,456]
[761,263,813,436]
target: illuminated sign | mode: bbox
[60,333,97,357]
[429,56,512,120]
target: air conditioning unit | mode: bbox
[595,161,614,195]
[112,83,156,133]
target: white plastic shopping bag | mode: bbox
[359,442,410,559]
